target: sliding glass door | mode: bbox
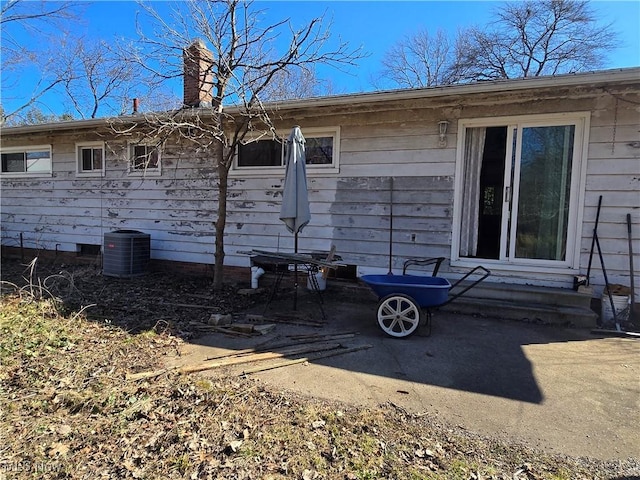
[513,125,574,261]
[458,118,582,267]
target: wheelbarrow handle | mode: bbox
[445,265,491,305]
[403,257,446,276]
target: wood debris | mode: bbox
[203,332,359,362]
[126,341,362,381]
[240,344,373,375]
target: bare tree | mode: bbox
[453,0,618,81]
[1,1,161,123]
[115,0,362,289]
[261,65,337,101]
[54,36,152,119]
[377,0,619,89]
[376,28,457,89]
[0,0,73,25]
[0,0,79,122]
[2,106,74,126]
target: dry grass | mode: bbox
[1,258,637,479]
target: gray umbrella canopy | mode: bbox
[279,126,311,239]
[279,126,310,311]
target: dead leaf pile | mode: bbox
[0,258,263,338]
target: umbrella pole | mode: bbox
[294,231,298,310]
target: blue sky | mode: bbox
[2,0,639,117]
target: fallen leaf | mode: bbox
[48,442,69,457]
[123,459,136,472]
[227,440,242,452]
[302,469,319,480]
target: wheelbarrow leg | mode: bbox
[420,309,432,337]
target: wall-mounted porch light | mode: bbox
[438,120,449,146]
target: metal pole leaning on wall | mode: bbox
[587,196,620,330]
[627,213,636,322]
[595,232,620,330]
[586,195,603,285]
[388,177,394,274]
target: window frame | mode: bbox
[0,145,53,177]
[76,141,106,177]
[236,135,285,171]
[128,140,162,176]
[231,126,340,176]
[450,112,590,274]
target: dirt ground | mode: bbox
[2,257,638,475]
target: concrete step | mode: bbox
[453,281,593,309]
[444,281,599,328]
[441,297,599,328]
[337,279,600,329]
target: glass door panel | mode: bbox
[513,125,575,261]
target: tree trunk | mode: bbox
[213,139,227,290]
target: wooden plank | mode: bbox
[203,333,358,361]
[585,175,640,191]
[342,149,456,166]
[340,163,455,177]
[589,125,640,143]
[240,344,374,375]
[342,123,443,139]
[341,134,447,152]
[587,158,640,175]
[588,143,640,160]
[126,342,344,380]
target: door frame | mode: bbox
[450,112,591,274]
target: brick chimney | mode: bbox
[183,40,213,108]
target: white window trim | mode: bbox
[450,112,590,273]
[75,141,106,177]
[0,144,53,177]
[231,126,341,177]
[127,140,162,177]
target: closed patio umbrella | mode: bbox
[279,125,310,310]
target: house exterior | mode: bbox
[1,67,639,307]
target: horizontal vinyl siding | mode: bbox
[1,137,219,265]
[581,90,640,295]
[226,176,452,266]
[223,115,457,270]
[2,83,638,298]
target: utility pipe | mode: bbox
[251,266,265,289]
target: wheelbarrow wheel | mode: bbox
[376,293,422,338]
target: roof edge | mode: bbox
[2,67,638,135]
[265,67,640,110]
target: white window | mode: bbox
[76,142,105,176]
[129,142,161,175]
[0,145,52,176]
[232,127,340,175]
[451,113,589,271]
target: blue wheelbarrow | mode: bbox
[360,257,490,338]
